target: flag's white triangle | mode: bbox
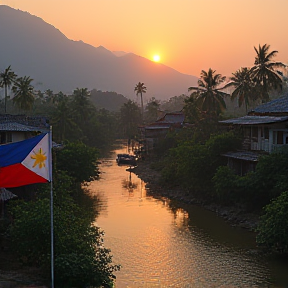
[22,133,50,181]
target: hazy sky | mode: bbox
[1,0,288,77]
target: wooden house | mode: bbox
[141,111,185,151]
[219,92,288,175]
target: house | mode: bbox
[140,111,185,152]
[219,92,288,175]
[0,114,49,144]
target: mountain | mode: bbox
[0,5,198,101]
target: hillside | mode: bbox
[90,89,128,111]
[0,5,198,101]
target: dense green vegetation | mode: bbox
[8,142,120,287]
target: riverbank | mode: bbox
[129,159,260,231]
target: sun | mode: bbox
[153,55,160,62]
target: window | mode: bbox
[277,131,283,144]
[273,131,284,145]
[0,132,12,144]
[252,127,258,138]
[264,127,269,139]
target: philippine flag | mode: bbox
[0,133,51,188]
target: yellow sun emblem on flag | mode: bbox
[31,148,47,169]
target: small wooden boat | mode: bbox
[116,154,137,166]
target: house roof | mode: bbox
[249,92,288,115]
[145,125,171,130]
[157,112,185,124]
[221,150,264,162]
[0,122,49,132]
[0,114,49,132]
[0,188,17,201]
[219,115,288,125]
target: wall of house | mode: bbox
[12,132,26,143]
[243,123,288,153]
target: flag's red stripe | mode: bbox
[0,163,48,188]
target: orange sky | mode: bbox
[1,0,288,77]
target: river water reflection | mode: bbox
[88,144,288,288]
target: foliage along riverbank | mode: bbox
[130,159,260,232]
[0,142,120,288]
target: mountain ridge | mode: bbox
[0,5,198,101]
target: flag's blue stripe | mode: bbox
[0,133,46,167]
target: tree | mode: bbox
[223,67,256,111]
[144,97,160,123]
[188,68,228,118]
[52,96,79,142]
[0,65,17,113]
[134,82,147,122]
[56,142,99,183]
[44,88,54,103]
[12,76,35,112]
[71,87,95,125]
[250,44,286,102]
[160,94,187,112]
[119,100,141,139]
[183,92,201,124]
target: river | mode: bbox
[88,142,288,288]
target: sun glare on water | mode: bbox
[153,55,160,62]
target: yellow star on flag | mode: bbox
[31,148,47,168]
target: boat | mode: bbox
[116,153,137,166]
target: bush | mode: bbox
[160,131,241,197]
[8,171,120,287]
[56,142,99,183]
[256,191,288,254]
[212,166,239,204]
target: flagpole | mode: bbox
[49,126,54,288]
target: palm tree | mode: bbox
[222,67,256,112]
[44,89,54,103]
[71,87,95,126]
[12,76,35,112]
[134,82,147,122]
[52,97,78,142]
[250,44,286,102]
[188,68,228,117]
[119,100,141,139]
[0,65,17,113]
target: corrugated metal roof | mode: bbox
[0,122,49,132]
[221,151,263,161]
[219,115,288,125]
[250,92,288,114]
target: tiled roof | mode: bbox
[219,115,288,125]
[0,122,49,132]
[249,92,288,114]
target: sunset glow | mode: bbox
[153,55,160,62]
[1,0,288,76]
